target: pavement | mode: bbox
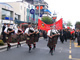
[0,37,80,60]
[0,41,26,50]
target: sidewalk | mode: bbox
[0,41,26,50]
[0,37,44,50]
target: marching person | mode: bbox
[33,26,39,49]
[25,23,35,53]
[54,29,60,51]
[47,26,59,55]
[77,29,80,45]
[67,29,71,40]
[60,29,65,43]
[4,24,14,50]
[43,30,47,41]
[70,29,75,41]
[15,26,23,48]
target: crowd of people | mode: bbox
[1,23,80,55]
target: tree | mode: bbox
[42,16,53,24]
[75,21,80,29]
[67,21,73,27]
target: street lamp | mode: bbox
[52,11,57,29]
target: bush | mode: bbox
[0,35,3,40]
[0,40,4,46]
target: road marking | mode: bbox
[70,43,71,45]
[69,47,71,49]
[72,58,80,60]
[69,55,72,59]
[69,50,71,54]
[69,41,80,60]
[69,40,72,59]
[70,45,71,47]
[74,42,80,47]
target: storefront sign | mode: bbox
[30,9,35,14]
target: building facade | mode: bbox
[0,1,39,34]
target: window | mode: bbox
[2,9,13,20]
[15,14,20,20]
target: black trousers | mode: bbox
[60,36,64,43]
[2,33,6,43]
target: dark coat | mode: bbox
[77,32,80,45]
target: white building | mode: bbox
[0,1,39,34]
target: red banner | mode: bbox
[38,18,63,32]
[55,18,63,30]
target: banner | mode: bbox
[38,18,63,31]
[55,18,63,30]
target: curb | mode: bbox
[0,41,26,50]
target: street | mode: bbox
[0,37,80,60]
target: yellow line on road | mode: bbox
[70,45,71,47]
[70,40,71,42]
[69,47,71,49]
[69,50,72,54]
[72,58,80,60]
[74,42,80,47]
[69,55,72,59]
[70,42,71,44]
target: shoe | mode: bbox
[51,53,53,55]
[49,50,51,53]
[29,47,31,53]
[19,43,21,47]
[33,46,36,49]
[51,50,53,55]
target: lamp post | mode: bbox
[52,11,57,29]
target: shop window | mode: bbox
[2,9,13,20]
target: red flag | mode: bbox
[38,18,63,31]
[55,18,63,30]
[38,19,46,30]
[38,19,53,32]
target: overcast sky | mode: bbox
[0,0,80,27]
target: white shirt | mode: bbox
[15,28,22,34]
[25,27,34,34]
[4,27,12,32]
[47,29,57,36]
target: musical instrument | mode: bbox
[29,29,34,33]
[18,30,22,33]
[7,28,14,35]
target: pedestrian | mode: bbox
[4,24,14,50]
[43,30,47,41]
[70,29,75,41]
[75,30,78,39]
[33,26,39,49]
[53,29,60,51]
[67,29,71,40]
[15,26,23,48]
[60,29,65,43]
[25,23,34,53]
[47,26,59,55]
[2,23,6,43]
[77,29,80,45]
[64,29,68,42]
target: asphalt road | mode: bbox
[0,37,80,60]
